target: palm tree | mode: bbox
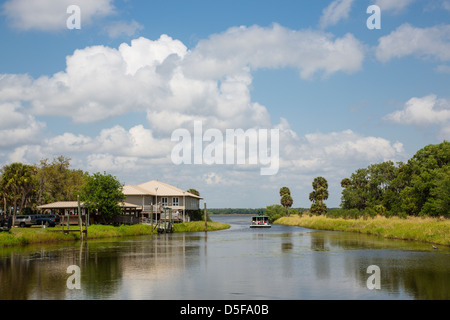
[309,177,329,215]
[1,163,37,225]
[279,186,290,197]
[280,187,293,216]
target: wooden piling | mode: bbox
[77,195,83,240]
[151,205,153,232]
[204,202,207,233]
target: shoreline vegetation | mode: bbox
[0,221,230,248]
[274,214,450,246]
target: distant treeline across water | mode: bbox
[207,208,310,215]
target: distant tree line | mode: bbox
[208,207,308,216]
[208,208,266,215]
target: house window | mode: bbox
[161,197,168,206]
[172,197,179,206]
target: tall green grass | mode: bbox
[275,214,450,246]
[174,221,230,232]
[0,227,80,246]
[0,221,230,247]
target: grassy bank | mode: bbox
[0,221,230,247]
[174,221,230,232]
[275,214,450,246]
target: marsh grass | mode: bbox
[174,221,230,233]
[275,214,450,246]
[0,221,230,247]
[0,227,80,246]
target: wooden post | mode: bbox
[204,202,207,233]
[169,208,172,233]
[85,211,88,238]
[78,195,83,240]
[151,205,153,232]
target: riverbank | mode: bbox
[0,221,230,247]
[274,214,450,246]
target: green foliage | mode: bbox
[279,186,290,196]
[309,176,329,215]
[340,141,449,218]
[0,162,38,218]
[80,172,125,222]
[279,187,293,216]
[374,204,386,215]
[37,156,88,204]
[186,188,200,196]
[265,204,286,222]
[0,156,88,218]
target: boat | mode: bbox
[250,215,271,228]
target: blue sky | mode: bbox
[1,0,449,208]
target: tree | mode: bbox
[186,188,200,196]
[340,168,369,211]
[279,187,290,197]
[309,177,329,215]
[279,187,293,216]
[265,204,286,222]
[0,163,38,225]
[396,141,449,216]
[339,141,449,217]
[37,156,88,205]
[80,172,125,223]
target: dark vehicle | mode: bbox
[0,216,12,230]
[32,214,60,227]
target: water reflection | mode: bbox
[0,216,449,300]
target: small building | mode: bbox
[37,201,140,225]
[123,180,203,222]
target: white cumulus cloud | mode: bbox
[0,25,366,133]
[376,23,450,63]
[384,95,450,126]
[384,95,450,139]
[183,24,365,80]
[0,101,45,148]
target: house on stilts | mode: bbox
[123,180,203,223]
[37,180,202,226]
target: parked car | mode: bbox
[32,214,60,227]
[0,216,12,229]
[14,215,36,228]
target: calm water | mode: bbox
[0,215,449,300]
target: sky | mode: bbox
[0,0,449,209]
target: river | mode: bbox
[0,215,449,300]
